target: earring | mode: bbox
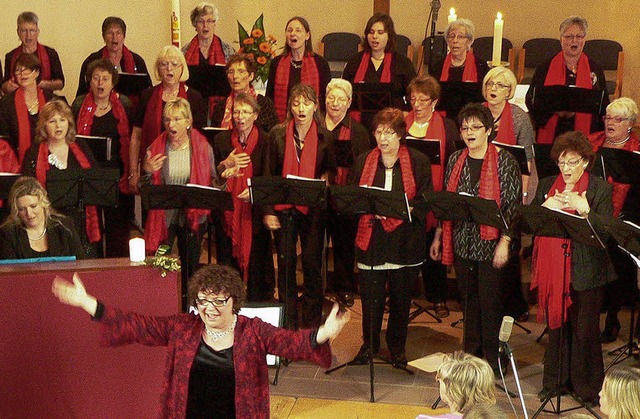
[628,127,632,134]
[583,163,588,168]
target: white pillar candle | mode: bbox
[171,0,181,48]
[129,238,146,263]
[448,8,457,24]
[492,12,504,67]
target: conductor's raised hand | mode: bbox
[316,302,351,344]
[52,273,98,316]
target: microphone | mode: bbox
[499,315,514,347]
[431,0,442,17]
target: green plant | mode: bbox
[237,14,278,83]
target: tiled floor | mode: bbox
[268,295,639,418]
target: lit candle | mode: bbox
[492,12,504,67]
[448,8,457,24]
[129,238,146,263]
[171,0,181,48]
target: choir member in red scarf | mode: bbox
[214,93,276,301]
[2,12,65,95]
[0,53,55,164]
[128,46,206,193]
[530,131,615,405]
[72,59,132,258]
[52,265,349,419]
[324,78,372,308]
[22,100,99,259]
[141,98,218,308]
[263,83,336,329]
[76,17,151,98]
[482,66,534,323]
[211,54,279,132]
[348,108,431,368]
[431,18,489,120]
[430,104,520,375]
[266,16,331,122]
[588,98,640,344]
[406,75,458,319]
[526,16,608,144]
[343,13,416,132]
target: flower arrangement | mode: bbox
[146,245,180,277]
[237,14,278,83]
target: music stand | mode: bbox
[436,81,484,120]
[533,144,560,181]
[186,64,231,98]
[325,184,413,402]
[0,173,21,199]
[529,86,606,117]
[594,148,640,185]
[518,205,605,418]
[493,141,532,176]
[116,73,151,97]
[141,184,233,311]
[76,135,113,163]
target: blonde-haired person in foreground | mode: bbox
[462,403,507,419]
[598,366,640,419]
[416,351,496,419]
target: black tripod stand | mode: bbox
[519,205,606,419]
[325,185,415,402]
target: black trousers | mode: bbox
[326,211,357,294]
[103,193,134,258]
[502,238,529,318]
[421,229,448,303]
[360,266,419,355]
[543,285,605,400]
[455,257,505,371]
[274,209,326,329]
[246,224,276,302]
[166,222,206,309]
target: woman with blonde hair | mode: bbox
[599,366,640,419]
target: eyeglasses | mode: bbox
[557,157,582,169]
[195,296,231,307]
[159,61,182,69]
[447,34,468,41]
[233,110,255,117]
[486,81,510,90]
[14,67,34,75]
[410,97,433,106]
[227,68,248,76]
[196,18,216,25]
[326,95,349,104]
[459,124,486,133]
[603,116,631,123]
[562,34,585,41]
[162,116,187,124]
[374,129,398,138]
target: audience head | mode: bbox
[284,16,313,55]
[599,366,640,419]
[188,264,246,314]
[436,351,496,415]
[154,45,189,83]
[482,66,517,102]
[4,176,53,229]
[363,13,397,53]
[462,403,507,419]
[36,101,77,144]
[16,12,40,50]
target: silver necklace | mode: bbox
[205,314,237,341]
[605,135,630,146]
[28,227,47,241]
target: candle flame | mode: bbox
[450,8,456,15]
[497,12,502,20]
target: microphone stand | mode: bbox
[500,342,529,419]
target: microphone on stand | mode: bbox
[497,315,530,418]
[431,0,442,21]
[498,315,514,353]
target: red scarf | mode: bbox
[35,141,101,243]
[144,130,212,255]
[273,53,320,121]
[350,52,393,122]
[76,90,132,194]
[440,51,478,82]
[223,126,259,280]
[530,171,590,329]
[101,45,136,73]
[334,120,352,186]
[441,143,501,265]
[484,102,516,145]
[405,110,447,230]
[220,86,257,129]
[140,83,188,157]
[355,146,416,251]
[10,43,52,80]
[588,131,640,217]
[0,139,19,207]
[14,87,46,163]
[537,52,593,144]
[275,120,319,215]
[184,35,226,66]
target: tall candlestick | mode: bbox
[171,0,181,48]
[492,12,504,67]
[448,8,457,24]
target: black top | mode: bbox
[3,45,65,87]
[211,94,279,133]
[266,54,332,114]
[132,86,207,130]
[0,214,85,260]
[76,49,151,97]
[350,147,432,266]
[525,54,609,134]
[327,115,373,167]
[186,340,235,419]
[0,90,56,155]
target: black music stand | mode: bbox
[518,205,605,419]
[529,85,606,117]
[76,135,113,163]
[325,184,413,403]
[186,64,231,98]
[351,82,392,130]
[0,174,21,199]
[532,144,559,180]
[436,81,484,120]
[594,215,640,369]
[493,141,531,176]
[594,148,640,185]
[116,73,151,97]
[141,184,233,311]
[248,176,327,327]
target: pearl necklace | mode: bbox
[28,227,47,241]
[605,135,630,146]
[205,314,237,341]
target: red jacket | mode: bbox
[99,307,332,418]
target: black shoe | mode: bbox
[390,352,408,368]
[337,292,355,308]
[434,302,450,318]
[350,345,378,365]
[600,317,621,343]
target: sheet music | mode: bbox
[285,174,326,183]
[185,183,222,191]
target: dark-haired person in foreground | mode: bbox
[52,264,350,418]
